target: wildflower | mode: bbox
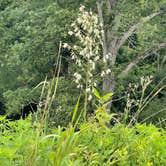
[106,69,111,74]
[103,57,107,63]
[88,72,93,77]
[74,73,82,82]
[75,31,81,37]
[85,36,90,41]
[79,5,85,12]
[63,43,68,48]
[134,84,138,89]
[149,75,153,79]
[93,82,97,87]
[100,23,103,27]
[92,63,95,69]
[67,6,104,98]
[68,31,73,36]
[101,30,104,35]
[88,95,92,101]
[77,84,83,89]
[76,59,81,66]
[73,45,77,49]
[71,55,75,60]
[105,54,109,59]
[88,80,92,83]
[101,71,105,77]
[90,61,95,70]
[94,56,99,61]
[77,61,82,67]
[75,79,79,84]
[71,23,75,27]
[94,29,99,35]
[86,88,91,93]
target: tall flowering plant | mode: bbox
[63,5,109,120]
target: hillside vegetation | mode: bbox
[0,0,165,165]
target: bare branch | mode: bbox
[116,11,161,52]
[119,43,166,78]
[107,0,116,10]
[97,1,107,58]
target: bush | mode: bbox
[3,87,40,117]
[0,93,5,115]
[0,115,165,165]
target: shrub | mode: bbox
[0,115,165,165]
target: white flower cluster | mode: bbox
[103,53,111,63]
[125,75,154,114]
[101,69,111,77]
[63,43,68,48]
[65,5,104,101]
[140,75,153,90]
[73,72,82,84]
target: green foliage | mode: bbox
[0,0,75,89]
[93,87,113,103]
[0,77,165,165]
[0,0,79,117]
[0,2,165,165]
[0,115,165,165]
[0,0,165,128]
[74,123,166,165]
[3,87,40,116]
[139,92,166,127]
[0,93,5,115]
[48,77,79,127]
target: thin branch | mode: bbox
[140,108,166,123]
[97,1,107,58]
[116,11,161,52]
[161,55,166,67]
[106,0,116,10]
[119,43,166,77]
[156,118,166,127]
[106,0,111,11]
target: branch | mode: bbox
[161,55,166,67]
[97,1,107,57]
[107,0,116,10]
[116,11,162,52]
[119,43,166,78]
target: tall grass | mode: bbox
[121,76,166,127]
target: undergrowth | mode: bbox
[0,79,166,165]
[0,88,166,166]
[0,113,166,165]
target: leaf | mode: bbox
[93,88,101,99]
[71,95,81,124]
[102,92,113,101]
[108,113,117,120]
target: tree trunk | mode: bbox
[97,1,117,110]
[97,0,162,110]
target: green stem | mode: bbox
[83,77,88,122]
[83,62,90,122]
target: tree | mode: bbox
[0,0,80,116]
[96,0,166,108]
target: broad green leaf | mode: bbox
[93,88,101,99]
[102,92,113,101]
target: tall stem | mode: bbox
[83,62,90,121]
[84,89,88,122]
